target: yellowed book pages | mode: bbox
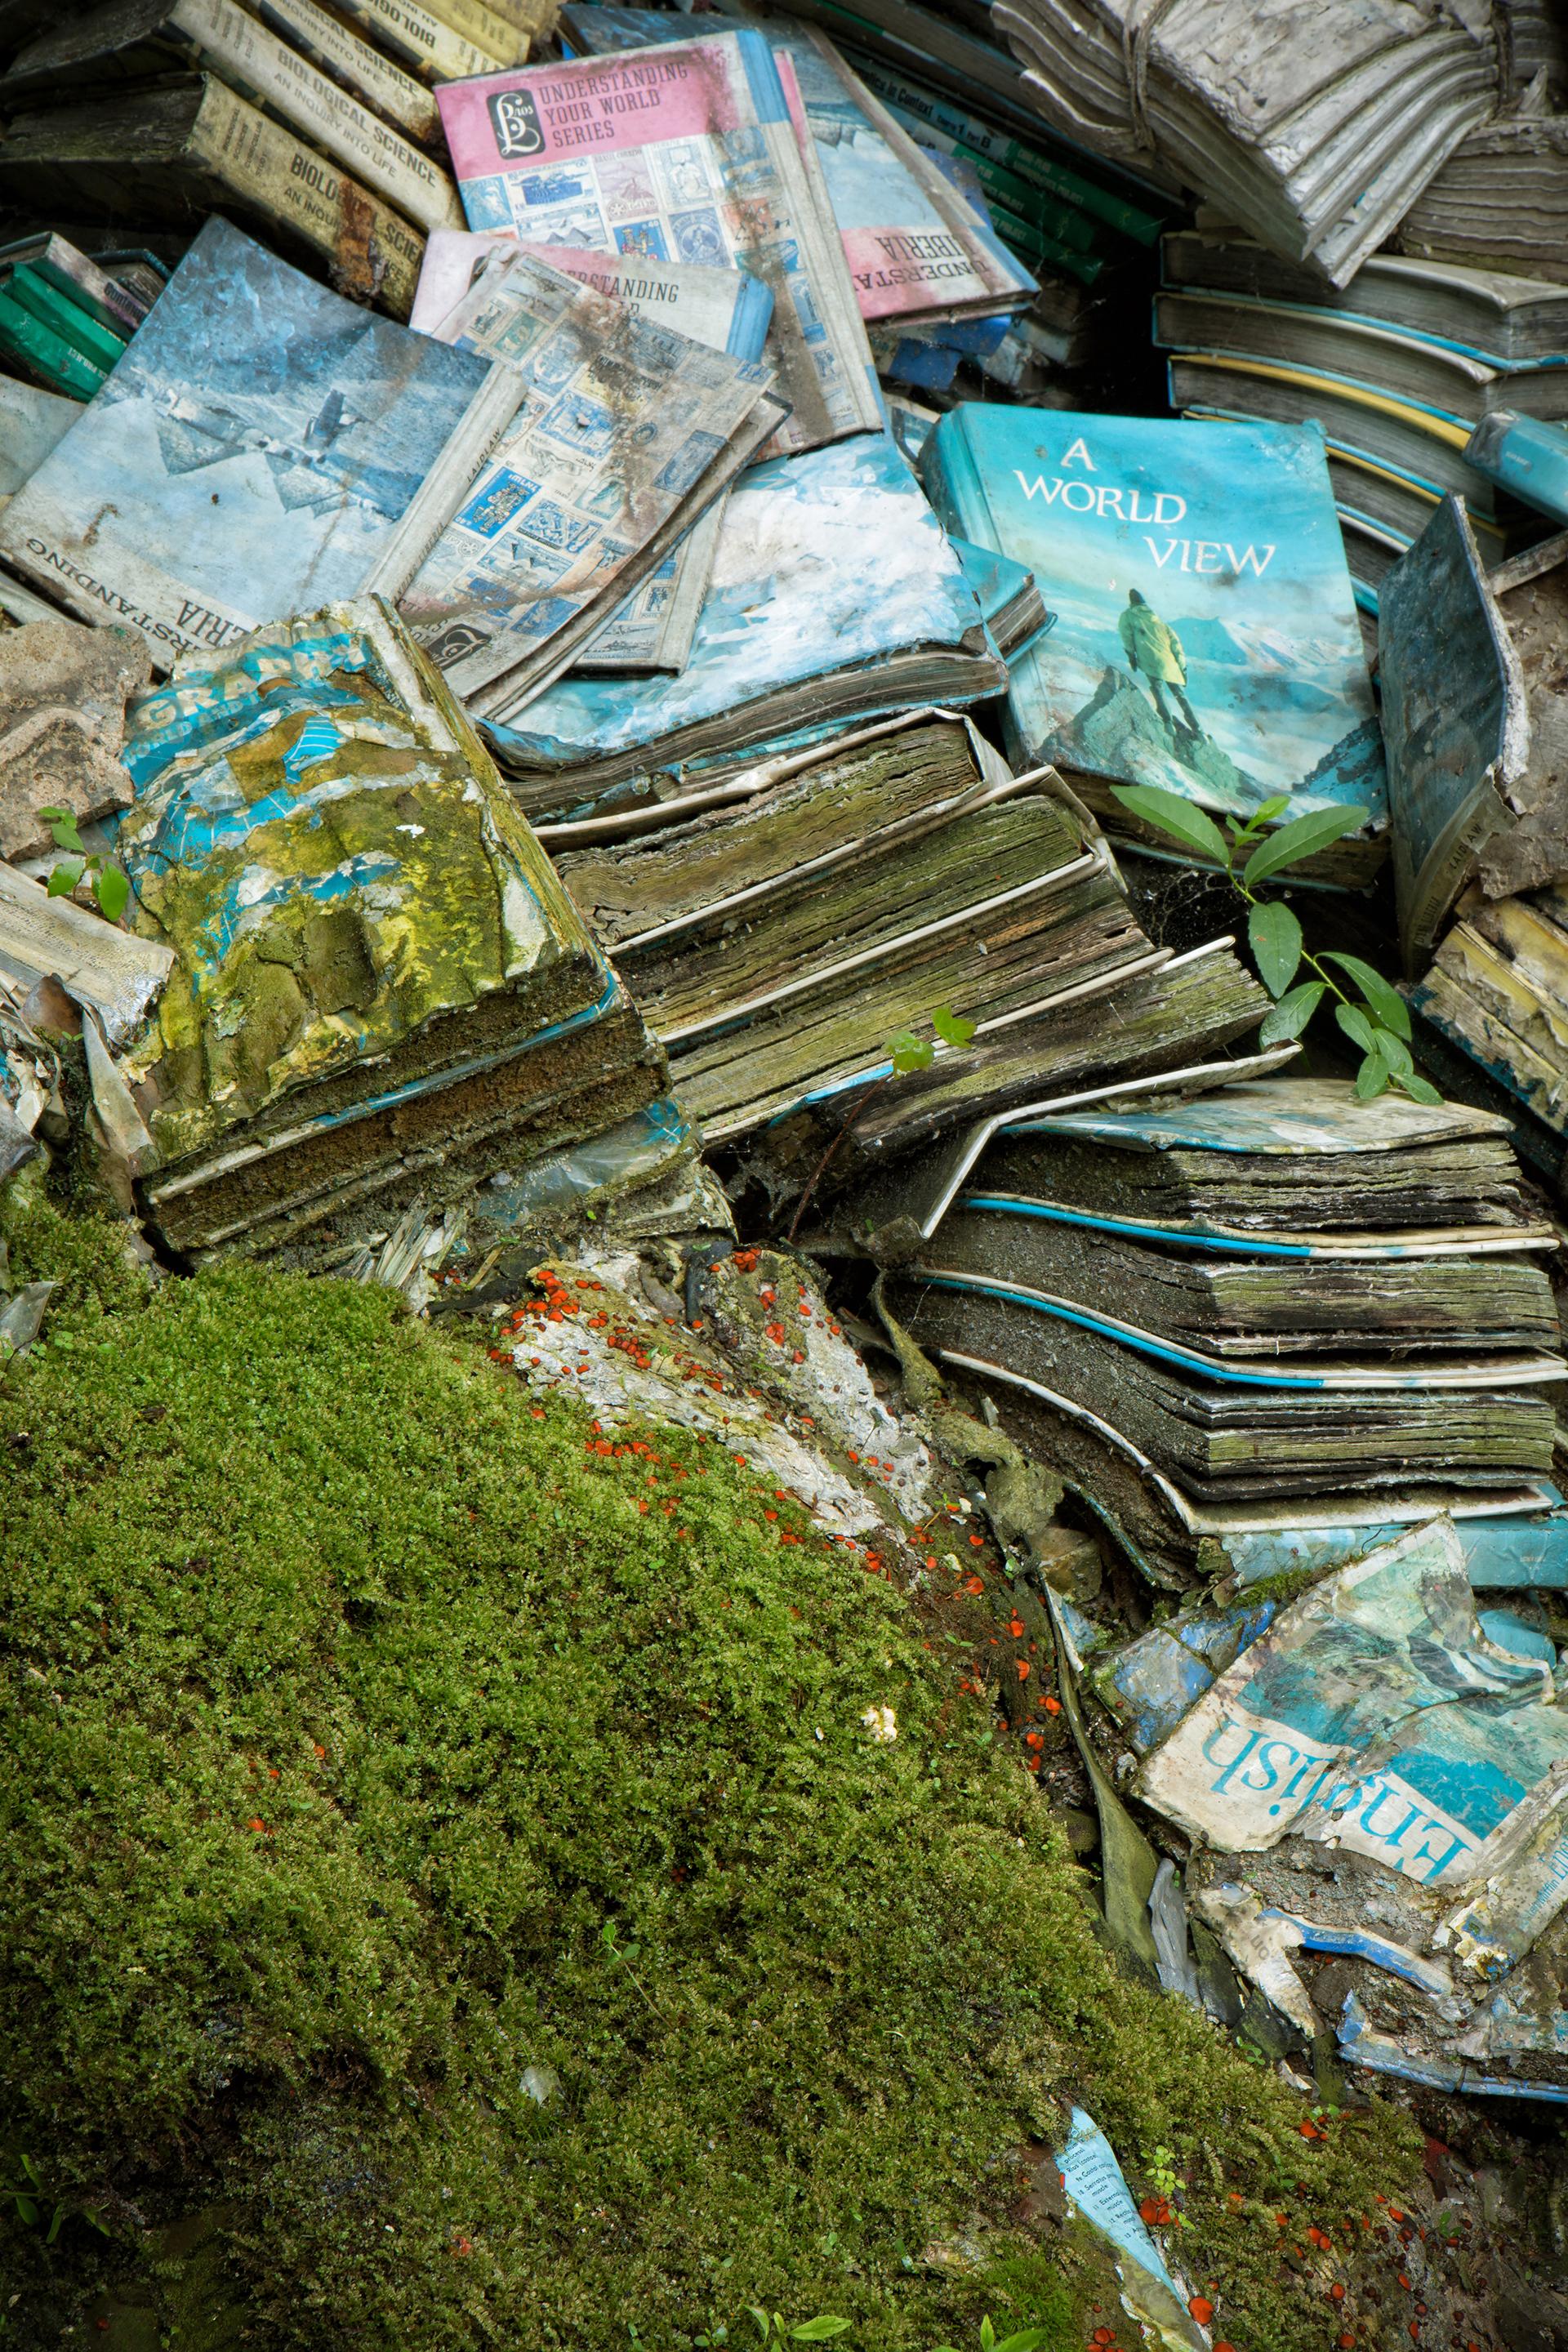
[193,77,425,314]
[252,0,442,145]
[327,0,524,80]
[167,0,462,229]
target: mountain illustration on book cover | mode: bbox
[921,408,1388,840]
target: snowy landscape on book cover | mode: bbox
[0,216,496,661]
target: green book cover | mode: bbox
[0,286,109,397]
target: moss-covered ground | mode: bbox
[0,1196,1432,2350]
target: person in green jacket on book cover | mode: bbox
[1119,587,1200,742]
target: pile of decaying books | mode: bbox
[554,709,1268,1185]
[1155,229,1568,616]
[874,1076,1566,1587]
[113,596,667,1263]
[991,0,1499,287]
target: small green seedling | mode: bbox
[884,1004,978,1076]
[746,2312,851,2345]
[1109,785,1439,1104]
[934,2318,1054,2352]
[38,807,131,924]
[0,2151,105,2243]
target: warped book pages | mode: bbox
[434,27,882,452]
[1161,232,1568,363]
[1396,114,1568,288]
[407,243,782,689]
[0,0,467,234]
[483,432,1005,821]
[889,1077,1561,1486]
[920,1202,1561,1356]
[558,5,1037,328]
[920,403,1388,881]
[991,0,1495,285]
[1414,889,1568,1146]
[116,599,664,1261]
[1167,355,1517,519]
[890,1279,1558,1499]
[0,216,514,665]
[933,1357,1563,1591]
[555,706,1268,1172]
[936,1077,1539,1235]
[412,229,774,674]
[0,78,430,315]
[1155,290,1568,428]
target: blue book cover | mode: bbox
[921,405,1388,844]
[484,431,998,794]
[0,216,511,666]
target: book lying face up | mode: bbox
[0,217,785,706]
[920,406,1389,883]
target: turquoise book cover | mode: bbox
[921,407,1387,840]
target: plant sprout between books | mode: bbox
[38,806,130,924]
[1110,785,1439,1105]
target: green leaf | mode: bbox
[15,2195,37,2225]
[930,1004,977,1051]
[49,817,85,854]
[790,2322,852,2341]
[47,858,85,898]
[887,1029,934,1075]
[1334,1002,1379,1056]
[1321,951,1410,1039]
[1108,784,1230,867]
[36,806,69,823]
[45,2203,65,2244]
[1401,1072,1443,1105]
[995,2333,1054,2352]
[1258,980,1324,1046]
[748,2310,771,2341]
[1355,1052,1391,1100]
[980,2323,996,2352]
[1241,804,1368,889]
[93,863,130,923]
[1369,1026,1414,1077]
[1247,899,1302,999]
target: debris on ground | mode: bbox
[7,0,1568,2336]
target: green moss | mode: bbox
[0,1258,1423,2350]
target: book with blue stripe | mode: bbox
[921,403,1388,882]
[884,1076,1559,1499]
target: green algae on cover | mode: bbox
[0,1211,1429,2350]
[116,600,609,1169]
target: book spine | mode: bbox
[249,0,442,145]
[162,0,461,230]
[987,205,1103,284]
[0,285,109,397]
[318,0,520,85]
[466,0,550,31]
[189,76,425,315]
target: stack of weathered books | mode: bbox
[114,597,667,1263]
[1156,229,1568,610]
[876,1076,1565,1586]
[554,707,1271,1196]
[0,0,552,313]
[989,0,1498,286]
[0,215,785,700]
